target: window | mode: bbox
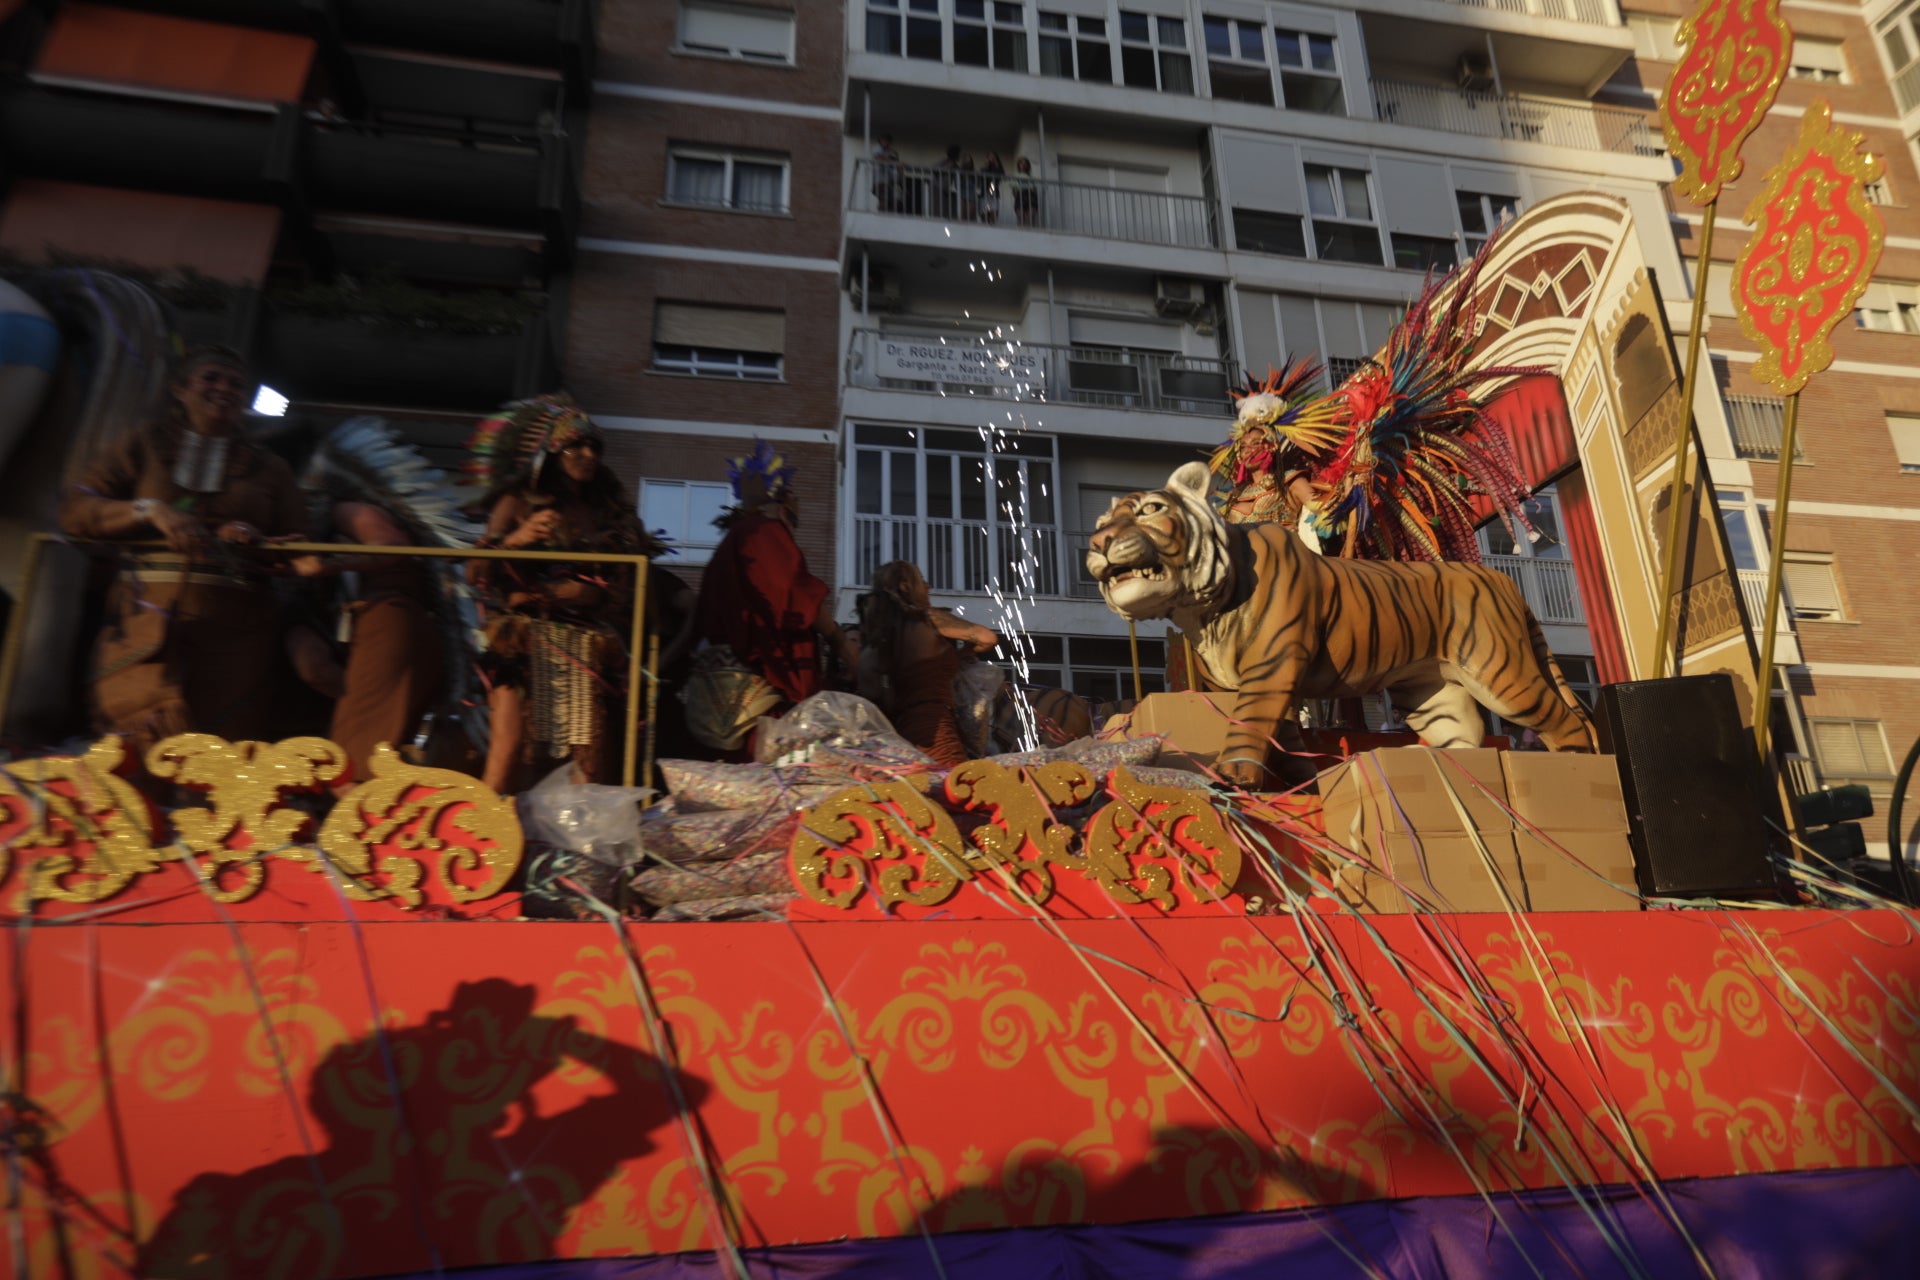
[1391,235,1456,272]
[1039,11,1111,81]
[1715,490,1763,572]
[1788,37,1848,83]
[1866,178,1893,206]
[1627,14,1681,61]
[652,302,785,380]
[1018,634,1167,702]
[1119,11,1192,93]
[1456,190,1519,255]
[1203,16,1272,105]
[1809,718,1895,795]
[1478,488,1567,559]
[851,425,1062,595]
[1886,4,1920,111]
[1782,553,1844,620]
[678,1,795,63]
[666,147,789,213]
[1888,412,1920,473]
[1305,164,1381,266]
[639,479,732,565]
[1233,208,1307,257]
[955,0,1028,71]
[867,0,942,58]
[1272,28,1344,114]
[1855,281,1920,333]
[1723,393,1800,460]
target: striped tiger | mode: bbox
[1085,462,1595,789]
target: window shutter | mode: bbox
[1068,313,1182,349]
[1276,295,1320,355]
[1219,136,1302,213]
[1888,413,1920,468]
[1813,721,1866,775]
[1449,164,1521,198]
[1793,38,1847,74]
[1782,557,1841,616]
[1318,299,1365,359]
[1301,145,1367,172]
[1236,291,1282,371]
[679,2,793,58]
[654,302,786,353]
[1375,157,1456,237]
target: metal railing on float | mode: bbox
[0,533,654,787]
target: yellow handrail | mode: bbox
[0,533,653,786]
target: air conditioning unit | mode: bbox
[850,269,901,312]
[1153,277,1205,319]
[1457,52,1495,93]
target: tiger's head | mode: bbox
[1085,462,1232,621]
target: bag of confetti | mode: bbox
[631,845,794,907]
[658,760,848,814]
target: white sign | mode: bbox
[876,338,1047,391]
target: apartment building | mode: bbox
[566,0,845,591]
[1606,1,1920,814]
[836,0,1681,705]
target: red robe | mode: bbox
[695,511,829,705]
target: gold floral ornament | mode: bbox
[1660,0,1792,207]
[1082,768,1243,912]
[0,737,161,905]
[148,734,351,902]
[943,759,1097,905]
[315,744,523,907]
[1732,101,1886,395]
[790,780,970,910]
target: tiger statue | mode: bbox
[1085,462,1595,788]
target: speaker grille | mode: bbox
[1598,675,1777,897]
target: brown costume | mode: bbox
[889,647,968,767]
[61,420,305,754]
[328,561,443,779]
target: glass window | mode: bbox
[1391,234,1457,273]
[638,479,732,564]
[1303,164,1380,265]
[1234,209,1307,257]
[955,0,1027,70]
[667,148,789,213]
[651,345,783,380]
[678,0,795,63]
[1272,28,1344,113]
[1203,16,1272,105]
[1119,10,1192,93]
[1810,718,1895,795]
[1040,11,1110,81]
[1457,190,1520,253]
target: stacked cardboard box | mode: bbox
[1099,691,1239,775]
[1319,748,1641,913]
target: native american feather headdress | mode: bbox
[1210,357,1344,487]
[461,392,600,495]
[1310,232,1539,562]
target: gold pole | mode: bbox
[0,532,50,735]
[1126,618,1143,703]
[622,558,649,789]
[641,630,662,801]
[1182,629,1198,691]
[1649,201,1718,679]
[1753,393,1800,765]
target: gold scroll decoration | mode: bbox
[0,737,161,905]
[1732,101,1886,396]
[314,744,523,907]
[1083,767,1243,912]
[1660,0,1792,206]
[790,779,972,909]
[148,734,351,902]
[945,759,1099,904]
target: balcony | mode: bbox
[1483,554,1585,626]
[1447,0,1614,23]
[1371,78,1659,155]
[1725,394,1801,461]
[847,329,1233,418]
[853,160,1218,250]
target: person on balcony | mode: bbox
[466,395,653,791]
[871,132,904,213]
[858,560,1000,768]
[1011,156,1039,226]
[59,346,308,757]
[935,144,963,220]
[684,442,855,756]
[980,152,1005,224]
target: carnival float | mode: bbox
[2,2,1919,1277]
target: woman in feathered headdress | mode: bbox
[465,393,662,790]
[1211,358,1344,529]
[684,440,856,754]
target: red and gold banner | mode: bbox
[1733,101,1886,395]
[1660,0,1793,206]
[7,910,1920,1277]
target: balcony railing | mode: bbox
[1484,554,1586,626]
[1371,79,1660,155]
[1445,0,1615,25]
[1725,394,1801,461]
[1737,568,1796,637]
[853,159,1219,249]
[854,515,1066,598]
[846,329,1233,417]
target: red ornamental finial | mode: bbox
[1660,0,1793,207]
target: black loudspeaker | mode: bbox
[1597,674,1779,898]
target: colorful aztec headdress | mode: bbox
[462,392,600,493]
[1210,357,1344,486]
[727,437,797,505]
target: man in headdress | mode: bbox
[686,441,854,754]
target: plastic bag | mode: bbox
[659,760,847,814]
[953,662,1006,760]
[517,763,650,867]
[630,845,794,907]
[754,692,930,769]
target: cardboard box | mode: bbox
[1103,692,1239,773]
[1501,753,1629,831]
[1331,831,1525,914]
[1512,829,1641,912]
[1319,747,1510,841]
